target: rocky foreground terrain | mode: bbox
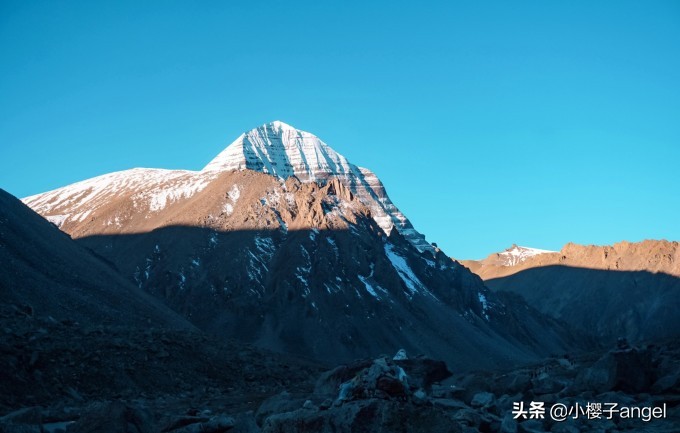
[0,303,323,432]
[1,300,678,432]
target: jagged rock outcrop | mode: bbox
[257,343,680,433]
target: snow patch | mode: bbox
[478,292,490,321]
[384,243,424,297]
[358,275,380,299]
[147,175,212,212]
[45,214,68,228]
[22,168,218,222]
[228,184,241,202]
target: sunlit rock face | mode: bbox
[204,120,433,253]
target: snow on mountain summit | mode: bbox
[203,121,354,181]
[23,121,435,253]
[201,121,434,252]
[496,244,557,266]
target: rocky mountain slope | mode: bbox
[462,240,680,342]
[0,188,192,329]
[21,121,588,371]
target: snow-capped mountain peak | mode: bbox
[203,121,354,181]
[268,120,298,132]
[199,121,434,253]
[23,121,434,254]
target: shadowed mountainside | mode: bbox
[77,225,590,372]
[0,188,193,329]
[485,265,680,343]
[462,240,680,343]
[0,187,328,422]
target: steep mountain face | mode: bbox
[22,121,586,370]
[204,120,353,180]
[462,240,680,342]
[0,189,192,330]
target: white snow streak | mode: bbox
[384,243,424,296]
[478,292,490,321]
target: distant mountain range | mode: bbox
[461,240,680,342]
[19,121,585,371]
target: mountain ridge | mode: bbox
[462,239,680,342]
[462,239,679,280]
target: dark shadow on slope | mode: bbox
[0,189,193,330]
[485,265,680,344]
[75,224,593,372]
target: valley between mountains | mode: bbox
[2,121,678,432]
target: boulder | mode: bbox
[334,358,410,403]
[313,360,373,396]
[68,401,154,433]
[518,419,546,433]
[170,415,235,433]
[500,413,518,433]
[0,407,43,426]
[255,392,306,427]
[470,391,494,408]
[531,376,563,395]
[393,349,408,361]
[262,399,459,433]
[394,357,452,391]
[573,346,654,394]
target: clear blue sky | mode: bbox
[1,1,678,259]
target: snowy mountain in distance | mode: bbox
[460,244,557,271]
[495,244,557,266]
